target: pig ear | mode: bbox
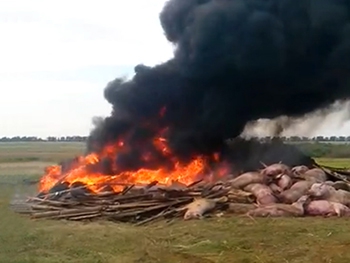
[260,161,268,168]
[319,182,327,189]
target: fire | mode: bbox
[38,133,226,194]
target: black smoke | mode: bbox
[88,0,350,165]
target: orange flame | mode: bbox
[38,134,226,194]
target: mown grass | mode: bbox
[0,142,85,163]
[1,142,350,262]
[315,157,350,169]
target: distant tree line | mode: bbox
[2,135,350,158]
[0,136,88,142]
[1,135,350,143]
[264,136,350,142]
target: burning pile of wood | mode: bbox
[11,163,350,224]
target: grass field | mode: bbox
[0,142,85,163]
[315,157,350,168]
[1,142,350,262]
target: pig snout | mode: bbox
[277,174,292,190]
[292,165,309,175]
[308,183,331,198]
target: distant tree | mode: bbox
[290,136,300,142]
[330,136,337,141]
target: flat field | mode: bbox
[315,157,350,168]
[0,142,85,163]
[1,142,350,263]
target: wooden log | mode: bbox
[31,205,63,210]
[18,178,240,224]
[28,197,80,207]
[101,211,120,217]
[31,210,61,218]
[106,201,163,210]
[92,191,116,198]
[121,184,135,195]
[110,205,171,218]
[145,181,158,189]
[112,193,153,202]
[70,213,101,220]
[31,207,103,219]
[52,211,102,219]
[187,179,204,188]
[80,201,114,206]
[59,207,103,215]
[203,188,230,199]
[110,199,191,219]
[135,208,177,226]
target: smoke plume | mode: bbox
[89,0,350,161]
[241,100,350,138]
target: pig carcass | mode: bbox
[304,200,350,217]
[308,183,350,206]
[244,183,277,205]
[261,163,292,178]
[291,165,309,176]
[296,168,327,183]
[247,196,306,217]
[230,171,270,189]
[183,197,227,220]
[278,180,315,204]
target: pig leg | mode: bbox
[239,213,258,222]
[257,196,274,205]
[333,206,343,217]
[196,212,206,219]
[325,212,337,217]
[269,183,282,193]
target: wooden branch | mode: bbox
[121,184,135,195]
[14,175,258,224]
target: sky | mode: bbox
[1,0,349,138]
[0,0,173,137]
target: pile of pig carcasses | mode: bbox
[228,163,350,217]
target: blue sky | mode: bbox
[1,0,349,137]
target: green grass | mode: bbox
[315,158,350,169]
[1,142,350,262]
[0,142,85,163]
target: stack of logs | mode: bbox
[11,163,350,225]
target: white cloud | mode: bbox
[0,0,174,137]
[0,0,173,73]
[0,80,111,137]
